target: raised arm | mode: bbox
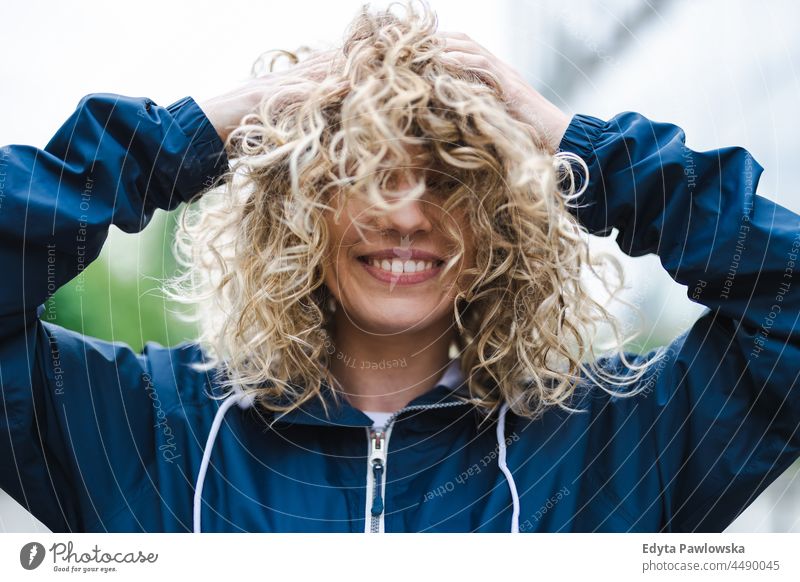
[0,94,228,531]
[0,93,227,325]
[559,111,800,532]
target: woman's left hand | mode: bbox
[438,31,571,153]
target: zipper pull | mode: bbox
[371,459,384,515]
[369,429,387,518]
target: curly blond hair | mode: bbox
[168,0,663,422]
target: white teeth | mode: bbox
[365,257,439,274]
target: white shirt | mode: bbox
[362,410,394,429]
[363,358,464,428]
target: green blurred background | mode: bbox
[46,210,197,353]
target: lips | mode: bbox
[356,248,445,284]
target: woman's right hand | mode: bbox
[198,49,340,144]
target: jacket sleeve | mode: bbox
[0,93,228,531]
[558,112,800,531]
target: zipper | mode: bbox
[363,400,472,533]
[366,425,391,533]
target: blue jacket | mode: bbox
[1,93,798,532]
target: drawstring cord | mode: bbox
[193,388,255,533]
[496,400,520,533]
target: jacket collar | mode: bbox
[264,358,473,428]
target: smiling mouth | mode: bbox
[357,256,445,274]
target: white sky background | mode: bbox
[566,0,800,211]
[0,0,513,146]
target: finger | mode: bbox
[439,50,492,70]
[438,32,486,54]
[437,30,472,41]
[269,58,334,83]
[441,39,483,57]
[296,52,342,77]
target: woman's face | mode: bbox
[322,174,475,335]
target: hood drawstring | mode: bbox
[193,387,256,533]
[496,401,520,533]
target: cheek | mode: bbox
[320,223,362,301]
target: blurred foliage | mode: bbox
[46,209,198,353]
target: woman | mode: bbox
[1,3,798,533]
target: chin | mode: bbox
[347,297,451,334]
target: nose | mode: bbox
[374,195,434,236]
